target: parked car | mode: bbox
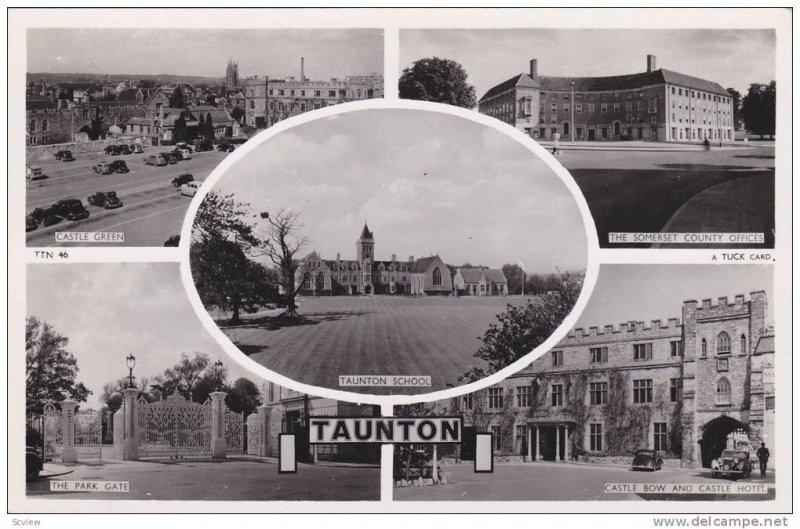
[120,145,132,155]
[130,143,144,154]
[145,154,168,166]
[109,160,129,173]
[194,140,214,152]
[217,142,235,152]
[93,162,114,175]
[175,147,192,160]
[161,152,179,164]
[176,142,194,153]
[25,214,38,232]
[87,191,123,209]
[711,449,753,479]
[172,173,194,187]
[179,180,204,197]
[631,449,664,471]
[30,207,60,227]
[104,145,121,155]
[26,446,43,481]
[52,198,90,221]
[55,150,75,162]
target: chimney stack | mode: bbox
[529,59,538,78]
[646,54,657,73]
[301,57,305,81]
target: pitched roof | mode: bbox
[483,269,507,283]
[359,223,373,240]
[411,255,443,273]
[458,268,484,283]
[192,105,234,125]
[480,68,729,102]
[116,88,140,102]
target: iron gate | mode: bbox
[225,410,244,454]
[138,393,212,458]
[42,403,102,462]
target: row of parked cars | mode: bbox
[26,191,124,231]
[93,160,129,175]
[105,144,145,156]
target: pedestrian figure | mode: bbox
[757,442,770,477]
[703,138,711,151]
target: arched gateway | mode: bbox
[699,416,749,468]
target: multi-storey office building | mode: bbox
[478,54,735,143]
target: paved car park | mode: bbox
[26,147,229,247]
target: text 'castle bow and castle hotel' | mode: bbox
[479,54,735,143]
[458,292,774,469]
[295,223,508,297]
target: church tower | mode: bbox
[357,223,374,293]
[226,59,239,90]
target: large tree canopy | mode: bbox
[399,57,477,108]
[26,316,91,414]
[741,81,776,139]
[226,378,263,417]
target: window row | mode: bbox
[550,340,682,366]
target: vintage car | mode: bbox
[171,173,194,187]
[174,147,192,160]
[26,165,45,181]
[217,142,235,152]
[87,191,123,209]
[104,145,121,155]
[711,449,753,479]
[52,198,90,221]
[179,180,204,197]
[161,152,179,164]
[130,143,144,154]
[194,140,214,152]
[109,160,129,173]
[93,162,114,175]
[120,145,132,155]
[145,154,168,166]
[29,207,61,227]
[631,449,664,471]
[26,446,43,481]
[55,150,75,162]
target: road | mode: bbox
[25,148,229,247]
[394,461,775,502]
[26,458,380,501]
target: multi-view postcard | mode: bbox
[7,7,792,526]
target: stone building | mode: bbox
[453,267,508,296]
[243,58,383,128]
[26,99,146,145]
[294,223,455,296]
[478,54,735,143]
[452,291,773,469]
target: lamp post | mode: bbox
[214,360,224,391]
[126,354,136,389]
[570,82,575,143]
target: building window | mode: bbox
[278,89,284,96]
[740,334,747,354]
[302,273,311,290]
[589,382,608,405]
[613,103,620,113]
[701,338,708,357]
[563,103,569,113]
[633,379,653,404]
[654,423,668,451]
[670,378,682,402]
[488,387,504,409]
[601,103,607,113]
[716,378,731,405]
[432,267,442,286]
[41,119,48,132]
[515,425,528,454]
[328,90,336,97]
[551,103,557,113]
[462,394,473,411]
[314,90,321,97]
[717,332,731,355]
[765,396,775,410]
[589,423,602,451]
[626,102,633,113]
[491,426,502,451]
[633,343,653,361]
[576,103,582,114]
[551,350,563,366]
[29,120,36,132]
[590,347,608,363]
[516,386,532,407]
[670,341,683,358]
[551,384,563,407]
[717,358,729,372]
[588,103,595,114]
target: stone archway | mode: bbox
[699,416,749,468]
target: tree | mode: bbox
[230,106,245,123]
[726,88,743,130]
[26,317,91,414]
[153,352,211,401]
[192,191,258,247]
[193,362,229,404]
[461,270,585,383]
[257,209,309,318]
[399,57,477,108]
[741,82,776,139]
[501,264,525,295]
[226,378,263,417]
[168,86,185,108]
[205,112,214,138]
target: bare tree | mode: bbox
[257,209,308,318]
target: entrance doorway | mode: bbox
[699,416,749,468]
[588,129,596,141]
[563,122,570,136]
[535,425,567,461]
[364,284,372,295]
[613,122,621,137]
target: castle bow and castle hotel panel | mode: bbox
[479,54,735,143]
[458,292,774,469]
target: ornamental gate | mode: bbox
[42,402,102,462]
[246,413,263,455]
[138,394,212,458]
[225,409,244,454]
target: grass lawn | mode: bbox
[224,295,531,395]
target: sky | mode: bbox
[212,108,588,272]
[400,29,776,98]
[577,264,774,330]
[27,28,383,79]
[27,263,261,410]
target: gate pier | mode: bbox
[122,388,139,461]
[61,400,78,463]
[210,391,227,459]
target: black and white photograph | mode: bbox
[393,264,776,501]
[25,263,381,502]
[399,29,777,248]
[188,106,592,395]
[24,28,383,247]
